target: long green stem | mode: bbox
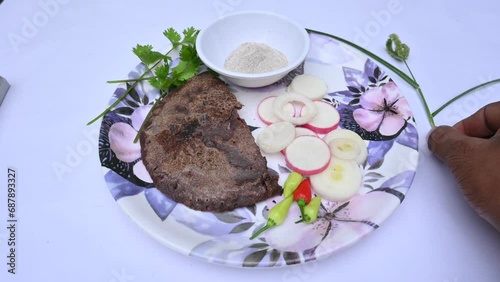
[403,60,416,82]
[107,77,151,84]
[87,45,178,126]
[249,223,273,240]
[432,78,500,117]
[133,97,160,143]
[306,28,419,89]
[416,87,435,127]
[106,45,181,84]
[403,60,435,127]
[87,62,157,125]
[87,76,147,125]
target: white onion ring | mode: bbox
[273,93,318,125]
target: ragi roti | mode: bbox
[140,72,281,212]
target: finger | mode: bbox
[453,101,500,138]
[427,126,472,162]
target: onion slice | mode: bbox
[256,121,296,154]
[273,93,317,125]
[257,96,295,125]
[288,74,328,100]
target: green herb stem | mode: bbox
[87,77,145,126]
[306,28,420,89]
[403,60,416,82]
[87,45,176,126]
[402,60,435,127]
[107,77,152,84]
[87,62,158,126]
[132,98,160,143]
[432,78,500,117]
[132,83,173,143]
[416,87,435,127]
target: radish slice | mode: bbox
[281,127,318,155]
[256,121,296,154]
[302,101,340,134]
[273,93,318,125]
[310,157,362,202]
[257,96,295,125]
[323,129,367,165]
[287,74,328,100]
[285,135,331,175]
[329,138,360,161]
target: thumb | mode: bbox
[427,126,473,163]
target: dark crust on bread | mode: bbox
[140,72,281,212]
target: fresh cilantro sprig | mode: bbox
[87,27,201,142]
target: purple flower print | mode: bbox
[353,82,412,137]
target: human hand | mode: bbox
[427,101,500,232]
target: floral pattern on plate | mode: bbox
[99,31,419,267]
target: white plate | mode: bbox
[99,30,419,267]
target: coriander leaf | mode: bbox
[132,44,165,65]
[179,45,198,62]
[164,28,181,46]
[182,27,199,44]
[154,64,170,79]
[172,61,199,85]
[149,74,174,90]
[148,77,163,89]
[172,61,187,76]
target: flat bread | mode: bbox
[140,72,281,211]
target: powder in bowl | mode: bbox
[224,42,288,74]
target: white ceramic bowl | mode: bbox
[196,11,310,88]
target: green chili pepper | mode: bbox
[283,172,303,198]
[250,196,294,240]
[295,196,321,224]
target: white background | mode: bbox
[1,0,499,281]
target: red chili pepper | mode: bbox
[293,179,312,220]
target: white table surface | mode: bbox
[1,0,499,281]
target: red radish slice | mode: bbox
[310,157,362,202]
[257,121,296,154]
[302,101,340,134]
[273,93,317,125]
[287,74,328,100]
[257,96,295,125]
[285,135,331,175]
[281,127,318,155]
